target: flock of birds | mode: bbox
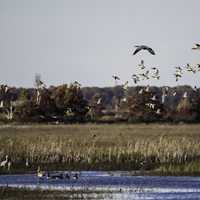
[37,166,80,181]
[112,43,200,86]
[110,44,200,113]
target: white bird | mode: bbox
[174,71,182,82]
[73,81,81,87]
[192,43,200,50]
[133,45,156,55]
[132,74,140,84]
[186,63,196,74]
[122,97,127,102]
[145,103,155,109]
[151,95,156,101]
[0,101,3,108]
[193,86,198,92]
[151,68,160,79]
[161,93,167,104]
[122,81,129,90]
[26,158,29,167]
[138,89,143,94]
[0,155,8,168]
[183,92,188,98]
[139,70,150,80]
[138,60,145,69]
[172,91,177,96]
[112,75,120,81]
[145,85,150,92]
[7,161,11,171]
[97,98,102,105]
[37,166,46,178]
[156,109,161,114]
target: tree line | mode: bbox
[0,83,200,123]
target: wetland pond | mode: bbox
[0,171,200,199]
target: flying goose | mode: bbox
[139,70,150,80]
[132,74,140,84]
[112,75,120,80]
[192,43,200,50]
[186,64,196,73]
[133,45,156,55]
[138,60,145,69]
[122,81,129,90]
[174,73,182,82]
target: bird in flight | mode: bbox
[112,75,120,81]
[192,43,200,50]
[133,45,155,55]
[151,67,160,79]
[132,74,140,84]
[185,64,196,74]
[138,60,145,70]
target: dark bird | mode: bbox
[133,45,155,55]
[47,172,64,180]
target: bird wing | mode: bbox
[147,47,156,55]
[133,47,142,55]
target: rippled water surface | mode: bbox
[0,171,200,199]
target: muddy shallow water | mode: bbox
[0,171,200,199]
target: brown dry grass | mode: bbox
[0,124,200,174]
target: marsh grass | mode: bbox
[0,124,200,174]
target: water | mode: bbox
[0,171,200,199]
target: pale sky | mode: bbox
[1,0,200,88]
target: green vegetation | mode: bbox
[1,83,200,123]
[0,124,200,175]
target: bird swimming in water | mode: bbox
[133,45,155,55]
[37,166,46,179]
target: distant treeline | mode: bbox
[0,83,200,123]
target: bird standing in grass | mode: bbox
[25,158,29,167]
[0,155,8,169]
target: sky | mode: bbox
[0,0,200,88]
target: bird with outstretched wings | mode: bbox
[133,45,155,55]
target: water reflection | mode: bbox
[1,171,200,199]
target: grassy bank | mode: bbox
[0,124,200,175]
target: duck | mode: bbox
[47,172,64,180]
